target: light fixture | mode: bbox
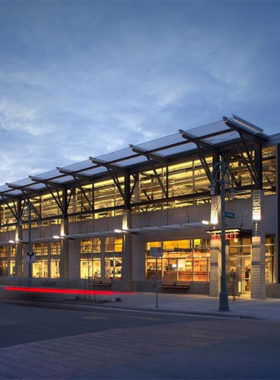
[202,220,210,225]
[114,229,123,233]
[209,182,216,196]
[8,240,15,244]
[229,187,236,201]
[53,235,60,239]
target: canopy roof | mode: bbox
[0,115,268,200]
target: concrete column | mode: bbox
[100,236,105,279]
[15,225,23,277]
[60,218,69,280]
[209,194,221,297]
[209,238,221,297]
[47,242,51,279]
[122,210,133,291]
[251,189,266,299]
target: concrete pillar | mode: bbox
[60,218,69,280]
[100,236,105,279]
[209,238,221,297]
[251,189,266,299]
[15,225,23,277]
[209,194,221,297]
[122,210,133,291]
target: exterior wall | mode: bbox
[0,194,279,297]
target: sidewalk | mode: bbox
[2,286,280,321]
[82,292,280,321]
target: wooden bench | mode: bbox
[160,281,190,292]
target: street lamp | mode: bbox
[210,157,236,311]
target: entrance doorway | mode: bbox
[230,256,251,296]
[237,256,251,295]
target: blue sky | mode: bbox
[0,0,279,183]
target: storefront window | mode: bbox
[105,258,122,280]
[50,242,60,278]
[265,236,275,283]
[9,260,15,276]
[33,259,48,278]
[146,239,210,282]
[0,260,8,276]
[32,243,48,278]
[80,258,101,279]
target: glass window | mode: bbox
[10,246,16,257]
[105,237,123,253]
[80,258,101,279]
[51,242,61,255]
[33,243,48,256]
[50,259,60,278]
[146,239,210,282]
[33,259,48,278]
[81,239,101,254]
[0,247,8,258]
[9,260,15,276]
[265,236,275,283]
[0,260,8,276]
[105,258,122,280]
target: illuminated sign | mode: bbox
[211,195,219,225]
[252,190,261,221]
[211,231,239,241]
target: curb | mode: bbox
[0,297,262,321]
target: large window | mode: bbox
[105,237,122,280]
[80,238,101,279]
[50,242,60,278]
[265,236,275,283]
[33,243,48,278]
[146,239,210,282]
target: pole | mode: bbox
[219,159,229,311]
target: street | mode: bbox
[0,301,280,379]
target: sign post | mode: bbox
[150,247,163,307]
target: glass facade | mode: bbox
[0,146,275,232]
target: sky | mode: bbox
[0,0,279,183]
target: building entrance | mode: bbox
[230,256,251,296]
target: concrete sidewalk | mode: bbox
[84,292,280,321]
[2,285,280,321]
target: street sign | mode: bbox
[25,252,36,263]
[150,247,163,257]
[225,211,235,219]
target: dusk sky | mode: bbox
[0,0,279,183]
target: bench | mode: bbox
[161,281,190,292]
[40,280,57,287]
[88,279,112,288]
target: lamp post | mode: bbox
[209,158,235,312]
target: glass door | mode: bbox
[236,256,251,295]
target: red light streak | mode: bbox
[4,286,136,295]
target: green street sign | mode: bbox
[225,211,235,219]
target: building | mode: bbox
[0,115,279,299]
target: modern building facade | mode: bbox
[0,115,279,299]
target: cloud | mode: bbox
[0,0,279,183]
